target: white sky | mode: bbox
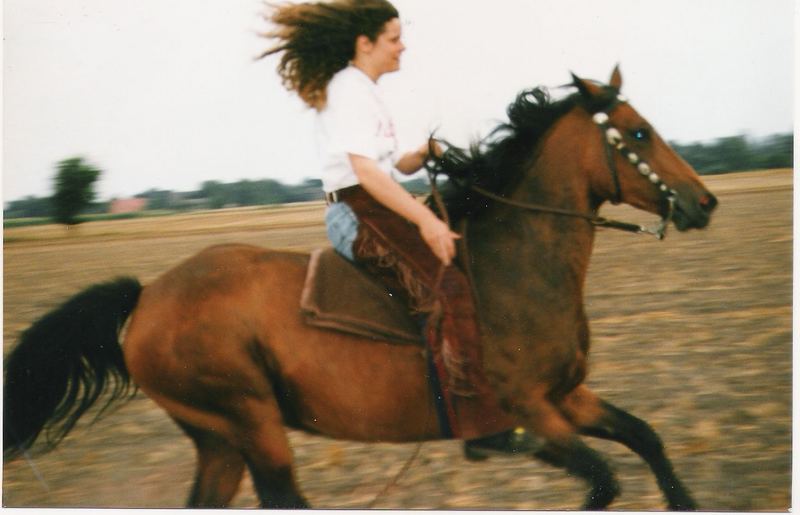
[2,0,796,202]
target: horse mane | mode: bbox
[426,81,618,222]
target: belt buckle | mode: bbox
[326,190,339,205]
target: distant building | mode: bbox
[109,198,148,214]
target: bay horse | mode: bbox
[4,67,717,509]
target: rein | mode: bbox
[466,183,663,236]
[426,94,679,240]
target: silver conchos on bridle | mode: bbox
[427,93,683,241]
[591,95,678,240]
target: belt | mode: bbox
[324,185,362,205]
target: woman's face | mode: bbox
[364,18,405,76]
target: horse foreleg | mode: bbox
[518,392,620,510]
[174,419,246,508]
[559,385,697,511]
[532,437,620,510]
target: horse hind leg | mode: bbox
[235,397,309,509]
[517,392,621,509]
[176,399,308,509]
[559,385,697,510]
[174,420,246,508]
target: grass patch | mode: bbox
[3,217,53,228]
[4,210,179,228]
[81,210,178,222]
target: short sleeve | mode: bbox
[323,75,380,160]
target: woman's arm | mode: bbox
[394,141,442,175]
[349,153,458,265]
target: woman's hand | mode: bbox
[423,139,444,159]
[395,139,444,175]
[350,153,459,265]
[418,213,460,266]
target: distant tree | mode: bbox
[284,178,324,203]
[400,177,432,195]
[752,134,793,169]
[136,188,173,210]
[201,180,228,209]
[230,180,257,206]
[4,195,52,218]
[51,157,102,225]
[715,135,752,172]
[252,179,291,204]
[82,200,110,215]
[672,132,793,175]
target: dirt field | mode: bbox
[2,169,792,510]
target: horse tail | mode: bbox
[3,277,143,460]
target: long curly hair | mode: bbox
[259,0,399,110]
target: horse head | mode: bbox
[571,66,718,231]
[429,66,717,237]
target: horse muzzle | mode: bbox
[672,189,718,231]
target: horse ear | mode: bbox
[609,64,622,90]
[571,71,604,100]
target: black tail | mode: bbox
[3,277,143,460]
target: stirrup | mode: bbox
[463,427,540,462]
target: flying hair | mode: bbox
[259,0,399,110]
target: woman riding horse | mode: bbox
[3,16,718,510]
[260,0,531,454]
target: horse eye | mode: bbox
[631,128,650,142]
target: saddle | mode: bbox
[299,248,422,344]
[300,248,518,440]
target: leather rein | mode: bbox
[427,94,679,240]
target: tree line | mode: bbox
[670,133,792,175]
[4,132,793,222]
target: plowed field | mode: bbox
[3,169,792,510]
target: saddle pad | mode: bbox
[299,248,422,345]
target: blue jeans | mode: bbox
[325,201,359,262]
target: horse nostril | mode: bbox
[699,193,718,213]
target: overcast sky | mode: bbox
[3,0,795,202]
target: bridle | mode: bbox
[427,93,680,240]
[591,93,679,239]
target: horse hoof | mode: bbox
[670,498,698,511]
[463,446,490,462]
[463,428,541,461]
[581,480,621,510]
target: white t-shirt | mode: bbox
[316,66,399,193]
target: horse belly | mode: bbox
[264,326,440,442]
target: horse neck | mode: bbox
[468,116,596,313]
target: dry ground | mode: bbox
[2,169,792,510]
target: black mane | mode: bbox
[426,82,618,222]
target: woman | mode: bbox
[261,0,532,457]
